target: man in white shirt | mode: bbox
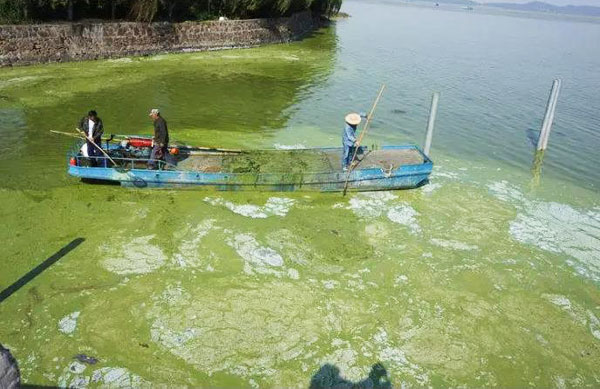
[78,110,104,167]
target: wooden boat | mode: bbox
[66,136,433,192]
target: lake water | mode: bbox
[1,0,599,387]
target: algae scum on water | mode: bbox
[1,171,599,387]
[1,7,600,388]
[222,150,332,174]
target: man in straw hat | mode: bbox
[342,112,364,171]
[148,108,169,170]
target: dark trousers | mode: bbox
[343,145,355,169]
[87,140,103,167]
[342,145,365,169]
[148,145,166,169]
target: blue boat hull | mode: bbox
[67,145,433,192]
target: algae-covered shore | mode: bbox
[1,1,600,387]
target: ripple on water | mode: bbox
[421,182,441,194]
[387,205,421,234]
[58,363,147,388]
[101,235,166,275]
[430,166,460,180]
[204,197,295,218]
[266,228,322,266]
[146,283,322,382]
[511,203,600,281]
[430,238,479,251]
[172,219,217,268]
[346,192,398,218]
[489,181,600,282]
[345,193,421,233]
[107,57,133,63]
[320,338,363,381]
[225,232,285,276]
[372,328,429,385]
[394,274,409,286]
[273,143,307,149]
[0,76,40,90]
[542,294,600,341]
[58,312,80,335]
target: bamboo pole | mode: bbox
[51,130,106,140]
[75,128,119,167]
[350,85,386,160]
[423,92,440,156]
[51,130,83,139]
[51,130,242,153]
[342,84,386,196]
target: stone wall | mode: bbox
[0,11,322,67]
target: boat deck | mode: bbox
[175,148,425,174]
[325,149,424,171]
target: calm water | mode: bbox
[1,1,599,387]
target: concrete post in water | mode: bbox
[537,79,562,151]
[423,92,440,156]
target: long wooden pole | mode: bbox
[75,128,119,167]
[52,130,243,154]
[342,84,386,196]
[350,85,386,164]
[51,130,83,139]
[51,130,107,140]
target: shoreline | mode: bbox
[0,11,326,67]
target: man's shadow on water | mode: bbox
[310,362,392,389]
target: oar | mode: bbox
[53,130,243,154]
[52,130,238,165]
[342,84,386,196]
[183,145,242,154]
[75,128,120,167]
[51,130,110,142]
[105,133,243,153]
[51,130,83,138]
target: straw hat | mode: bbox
[345,112,361,126]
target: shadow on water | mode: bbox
[0,238,85,304]
[81,178,121,186]
[310,362,392,389]
[526,127,566,148]
[525,128,540,147]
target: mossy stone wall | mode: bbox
[0,11,320,67]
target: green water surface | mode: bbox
[1,2,600,387]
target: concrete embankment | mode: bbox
[0,11,322,67]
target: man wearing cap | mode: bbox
[78,110,104,167]
[148,108,169,170]
[342,112,363,171]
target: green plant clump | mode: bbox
[222,150,332,174]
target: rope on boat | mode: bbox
[381,164,394,178]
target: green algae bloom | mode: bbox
[1,10,600,389]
